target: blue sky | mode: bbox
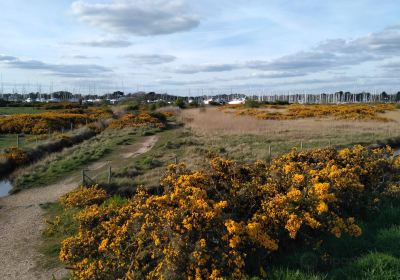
[1,0,400,95]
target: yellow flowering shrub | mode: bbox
[221,104,396,121]
[0,147,28,164]
[108,112,167,129]
[60,186,109,208]
[0,108,112,134]
[59,145,400,279]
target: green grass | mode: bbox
[11,129,142,190]
[0,134,45,149]
[0,107,47,115]
[110,128,206,189]
[267,205,400,280]
[39,202,78,271]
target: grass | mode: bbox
[109,127,207,189]
[11,128,142,190]
[0,107,47,115]
[176,107,400,160]
[266,205,400,280]
[39,202,78,270]
[0,134,35,149]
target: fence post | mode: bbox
[16,135,20,148]
[300,141,303,151]
[174,156,178,164]
[108,166,112,184]
[268,145,271,158]
[70,122,73,131]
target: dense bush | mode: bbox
[60,186,109,208]
[0,108,112,134]
[108,112,167,129]
[223,104,396,121]
[59,145,399,279]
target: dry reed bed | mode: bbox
[179,107,400,137]
[177,107,400,160]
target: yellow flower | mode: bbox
[292,174,305,184]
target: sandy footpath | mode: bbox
[0,135,158,280]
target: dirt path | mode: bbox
[0,135,159,280]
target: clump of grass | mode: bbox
[267,268,326,280]
[333,252,400,280]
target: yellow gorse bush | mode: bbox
[60,186,109,208]
[0,147,28,164]
[222,104,396,121]
[59,145,400,279]
[108,112,167,129]
[0,108,112,134]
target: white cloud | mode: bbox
[71,0,200,36]
[0,54,112,78]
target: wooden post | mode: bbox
[174,156,178,164]
[300,141,303,151]
[16,135,20,148]
[268,145,272,163]
[108,166,112,184]
[268,145,271,158]
[329,139,332,147]
[70,122,73,131]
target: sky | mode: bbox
[1,0,400,95]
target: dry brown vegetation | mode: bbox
[176,106,400,160]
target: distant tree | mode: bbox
[245,99,260,108]
[175,98,186,109]
[113,91,124,98]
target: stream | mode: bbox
[0,180,12,198]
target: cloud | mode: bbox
[0,55,112,78]
[381,61,400,69]
[71,0,200,36]
[71,38,132,48]
[171,51,372,75]
[122,54,176,65]
[316,25,400,56]
[173,63,240,74]
[166,25,400,80]
[0,55,18,62]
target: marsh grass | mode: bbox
[174,107,400,162]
